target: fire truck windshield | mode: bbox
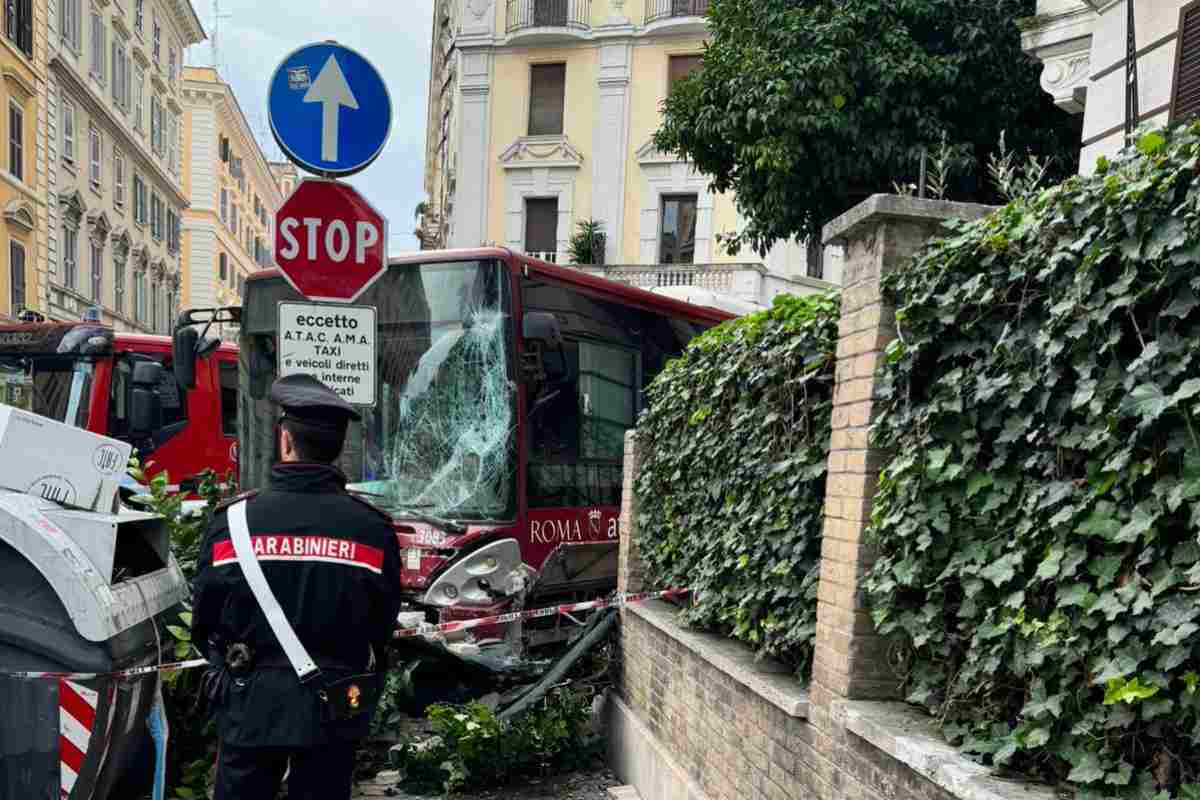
[348,259,516,522]
[0,354,96,427]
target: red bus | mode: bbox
[0,315,239,492]
[184,248,731,651]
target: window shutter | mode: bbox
[1172,1,1200,122]
[19,0,31,56]
[528,63,565,136]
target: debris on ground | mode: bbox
[352,766,619,800]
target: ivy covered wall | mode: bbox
[865,126,1200,794]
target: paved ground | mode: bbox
[352,766,620,799]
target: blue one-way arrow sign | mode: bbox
[268,41,391,177]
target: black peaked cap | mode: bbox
[270,373,361,431]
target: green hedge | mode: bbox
[865,126,1200,795]
[635,293,839,675]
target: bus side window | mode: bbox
[527,340,635,509]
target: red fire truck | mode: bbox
[0,313,239,491]
[177,248,730,651]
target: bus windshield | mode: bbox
[348,260,516,522]
[0,354,96,428]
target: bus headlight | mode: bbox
[421,539,522,607]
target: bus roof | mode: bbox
[246,247,735,325]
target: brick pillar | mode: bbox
[812,195,994,705]
[618,428,645,595]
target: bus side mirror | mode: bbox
[130,362,165,435]
[522,312,562,347]
[172,326,199,390]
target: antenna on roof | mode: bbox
[211,0,232,73]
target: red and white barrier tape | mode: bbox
[2,587,691,680]
[393,587,691,639]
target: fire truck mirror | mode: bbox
[131,362,165,435]
[172,326,199,390]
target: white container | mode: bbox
[0,402,132,512]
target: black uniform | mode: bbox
[192,375,403,800]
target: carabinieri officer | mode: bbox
[192,374,403,800]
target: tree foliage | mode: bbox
[635,293,838,675]
[655,0,1082,254]
[865,126,1200,795]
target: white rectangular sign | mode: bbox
[278,302,377,406]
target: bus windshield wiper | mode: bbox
[391,506,468,536]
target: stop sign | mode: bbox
[274,179,388,302]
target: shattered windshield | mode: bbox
[0,355,95,427]
[350,260,516,522]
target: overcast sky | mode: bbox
[184,0,435,254]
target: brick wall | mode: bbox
[610,196,1023,800]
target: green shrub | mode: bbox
[635,292,839,676]
[865,125,1200,795]
[393,688,596,796]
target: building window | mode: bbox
[667,54,702,90]
[88,123,102,188]
[658,194,697,264]
[60,0,81,51]
[524,197,558,260]
[90,10,106,84]
[220,187,227,223]
[150,192,162,240]
[8,101,23,182]
[9,241,25,315]
[168,46,176,83]
[133,65,144,130]
[89,239,103,302]
[134,0,143,33]
[166,209,178,253]
[231,203,238,235]
[113,150,125,209]
[167,112,178,174]
[134,269,145,321]
[133,173,147,224]
[113,255,125,315]
[218,251,227,281]
[150,276,159,331]
[62,223,79,290]
[112,39,131,111]
[527,63,565,136]
[151,15,159,64]
[61,99,76,164]
[150,95,162,155]
[5,0,33,58]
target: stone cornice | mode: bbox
[500,135,584,169]
[159,0,207,46]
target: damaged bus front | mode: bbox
[216,248,728,656]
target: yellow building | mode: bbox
[422,0,838,303]
[180,66,282,324]
[1,0,40,320]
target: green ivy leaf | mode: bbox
[980,553,1020,587]
[1120,383,1174,423]
[1066,751,1106,784]
[1103,676,1160,705]
[1137,131,1167,155]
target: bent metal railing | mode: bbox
[506,0,591,32]
[645,0,709,24]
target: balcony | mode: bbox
[645,0,709,25]
[582,263,835,312]
[506,0,591,43]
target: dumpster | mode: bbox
[0,410,188,800]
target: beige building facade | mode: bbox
[1022,0,1200,173]
[39,0,204,334]
[180,65,282,319]
[1,0,40,321]
[422,0,838,305]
